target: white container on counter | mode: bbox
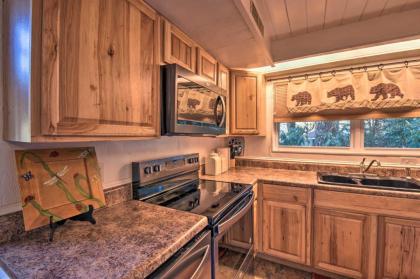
[217,147,230,173]
[205,152,222,176]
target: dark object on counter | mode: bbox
[49,205,96,242]
[228,137,245,159]
[132,153,254,279]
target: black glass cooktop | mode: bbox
[138,178,252,224]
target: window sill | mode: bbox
[272,147,420,157]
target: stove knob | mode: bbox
[153,165,161,172]
[187,158,194,164]
[195,158,199,163]
[144,166,152,174]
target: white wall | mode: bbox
[0,136,226,215]
[0,1,226,215]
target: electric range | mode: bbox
[132,153,254,279]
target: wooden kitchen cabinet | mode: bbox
[3,0,160,141]
[196,47,218,84]
[313,208,371,279]
[263,201,306,264]
[217,64,229,92]
[162,19,196,72]
[230,71,265,135]
[226,184,258,250]
[261,184,311,265]
[377,217,420,279]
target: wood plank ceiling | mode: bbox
[265,0,420,40]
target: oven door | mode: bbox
[147,231,212,279]
[213,192,254,279]
[163,64,226,135]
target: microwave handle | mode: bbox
[214,96,226,127]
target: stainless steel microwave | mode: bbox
[161,64,226,136]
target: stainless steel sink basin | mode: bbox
[317,172,420,192]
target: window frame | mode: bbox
[272,119,420,157]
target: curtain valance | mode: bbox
[273,64,420,122]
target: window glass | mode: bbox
[364,118,420,148]
[278,120,351,147]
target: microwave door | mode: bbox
[177,79,219,126]
[162,64,226,135]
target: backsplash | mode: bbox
[236,158,420,179]
[0,183,132,245]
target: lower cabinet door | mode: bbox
[262,200,306,264]
[313,208,370,279]
[226,207,253,250]
[377,217,420,279]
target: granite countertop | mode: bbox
[201,166,420,200]
[0,201,208,279]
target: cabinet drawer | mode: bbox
[262,184,310,204]
[314,190,420,219]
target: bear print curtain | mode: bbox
[273,63,420,122]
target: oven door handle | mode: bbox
[148,243,210,279]
[191,245,211,279]
[217,192,254,235]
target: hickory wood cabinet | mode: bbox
[230,71,265,135]
[313,208,372,279]
[162,19,228,88]
[254,185,420,279]
[196,47,218,84]
[162,19,197,73]
[3,0,160,141]
[313,189,420,279]
[377,217,420,278]
[225,184,258,250]
[261,184,311,265]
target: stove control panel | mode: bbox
[132,153,199,187]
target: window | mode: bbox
[274,117,419,152]
[364,118,420,148]
[278,120,350,147]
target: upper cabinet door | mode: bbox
[163,19,196,72]
[230,71,265,135]
[196,47,217,84]
[41,0,160,137]
[218,63,229,92]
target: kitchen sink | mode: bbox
[317,172,420,192]
[318,174,358,185]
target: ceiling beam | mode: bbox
[232,0,274,67]
[271,8,420,62]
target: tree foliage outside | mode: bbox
[364,118,420,148]
[279,120,351,147]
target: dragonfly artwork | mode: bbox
[15,147,106,231]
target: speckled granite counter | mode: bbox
[0,201,208,279]
[201,166,420,200]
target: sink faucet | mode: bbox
[360,157,381,174]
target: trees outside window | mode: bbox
[279,120,350,147]
[364,118,420,148]
[277,117,419,150]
